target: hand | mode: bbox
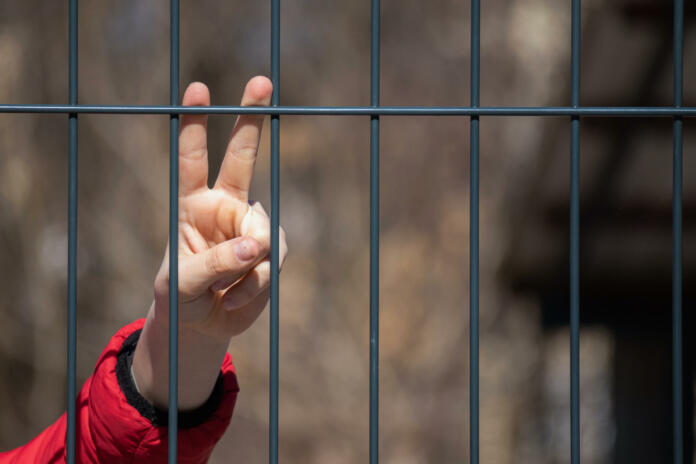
[153,76,288,343]
[133,77,288,410]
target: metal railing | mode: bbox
[0,0,690,462]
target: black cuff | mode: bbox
[115,329,225,429]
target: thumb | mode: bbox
[179,236,261,300]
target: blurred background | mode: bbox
[0,0,695,462]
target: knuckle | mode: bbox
[255,260,271,277]
[180,146,207,160]
[253,201,269,216]
[257,230,271,251]
[248,222,271,251]
[206,246,228,275]
[232,145,258,161]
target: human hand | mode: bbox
[132,76,287,410]
[153,76,288,343]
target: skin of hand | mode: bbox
[132,76,288,410]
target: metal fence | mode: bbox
[0,0,691,463]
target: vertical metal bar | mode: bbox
[570,0,581,462]
[672,0,683,462]
[270,0,280,463]
[469,0,480,462]
[369,1,380,463]
[168,0,179,462]
[66,0,78,462]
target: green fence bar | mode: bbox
[369,1,380,463]
[569,0,581,463]
[269,0,280,463]
[469,0,480,462]
[66,0,78,462]
[168,0,180,462]
[672,0,684,462]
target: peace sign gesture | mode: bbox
[132,77,286,410]
[154,76,288,343]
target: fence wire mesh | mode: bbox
[0,0,690,462]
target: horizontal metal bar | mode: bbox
[1,105,696,116]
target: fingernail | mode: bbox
[235,239,256,261]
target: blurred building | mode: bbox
[504,1,695,461]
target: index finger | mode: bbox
[214,76,273,200]
[179,82,210,196]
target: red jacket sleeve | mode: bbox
[0,319,240,464]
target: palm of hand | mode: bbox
[179,190,248,260]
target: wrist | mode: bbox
[133,302,231,410]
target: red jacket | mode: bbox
[0,319,239,463]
